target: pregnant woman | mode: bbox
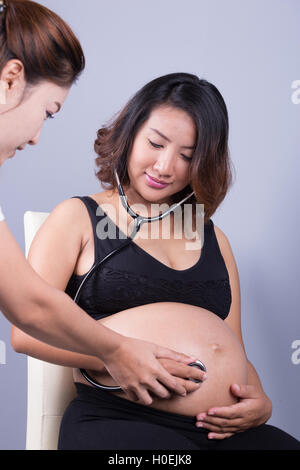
[11,73,300,450]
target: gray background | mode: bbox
[0,0,299,449]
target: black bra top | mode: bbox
[65,196,232,321]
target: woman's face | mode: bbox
[126,105,196,207]
[0,67,70,165]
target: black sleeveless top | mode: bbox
[65,196,232,321]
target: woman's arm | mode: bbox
[0,215,121,359]
[11,326,105,371]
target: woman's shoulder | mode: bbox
[42,197,94,249]
[50,197,91,223]
[52,191,114,216]
[46,191,115,241]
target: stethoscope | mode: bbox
[74,167,207,391]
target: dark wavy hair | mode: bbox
[94,72,235,223]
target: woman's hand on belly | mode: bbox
[195,383,273,440]
[86,357,207,397]
[155,358,207,395]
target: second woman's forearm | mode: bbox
[11,322,108,372]
[0,221,122,361]
[24,284,124,362]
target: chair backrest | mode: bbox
[24,211,77,450]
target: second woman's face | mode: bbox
[126,105,196,206]
[0,81,70,165]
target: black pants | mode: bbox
[58,383,300,450]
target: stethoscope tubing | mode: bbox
[75,168,205,391]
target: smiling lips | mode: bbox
[145,173,170,189]
[147,174,169,184]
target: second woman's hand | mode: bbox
[101,335,199,405]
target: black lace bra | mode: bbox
[65,196,232,321]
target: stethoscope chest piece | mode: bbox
[187,359,207,383]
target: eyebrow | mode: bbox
[55,102,62,113]
[149,128,195,149]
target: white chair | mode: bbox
[24,211,77,450]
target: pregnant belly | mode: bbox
[73,302,248,416]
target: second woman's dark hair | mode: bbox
[94,72,235,223]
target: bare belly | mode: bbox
[73,302,248,416]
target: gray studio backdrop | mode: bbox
[0,0,299,449]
